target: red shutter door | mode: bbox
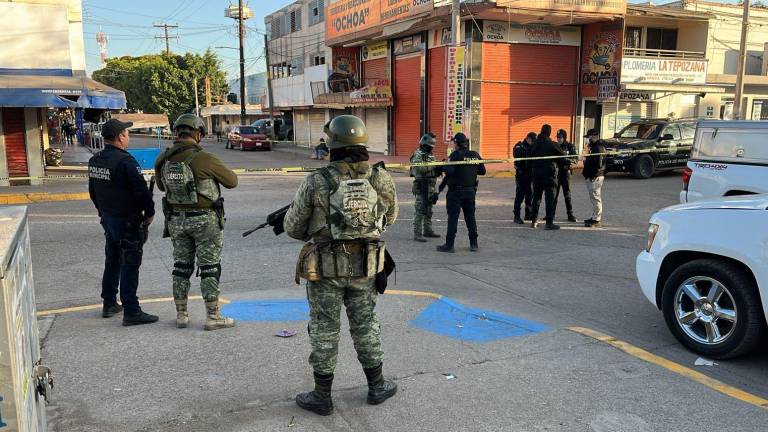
[2,108,28,177]
[428,46,448,157]
[480,43,578,159]
[393,55,421,156]
[363,58,388,81]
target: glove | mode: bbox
[429,192,439,205]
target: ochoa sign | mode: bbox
[327,0,380,40]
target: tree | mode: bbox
[93,50,229,123]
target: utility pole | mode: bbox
[204,77,212,107]
[451,0,461,46]
[193,78,200,117]
[238,0,247,125]
[154,23,178,55]
[264,33,275,125]
[733,0,751,120]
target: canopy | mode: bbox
[112,113,169,129]
[0,74,126,109]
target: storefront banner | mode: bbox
[496,0,626,15]
[380,0,432,24]
[428,27,452,49]
[350,79,393,104]
[445,46,466,142]
[621,57,707,85]
[483,21,581,46]
[580,22,623,98]
[362,41,388,61]
[326,0,381,41]
[393,34,424,56]
[597,76,618,103]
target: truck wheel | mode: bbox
[661,259,765,359]
[632,154,655,179]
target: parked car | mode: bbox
[604,118,697,179]
[226,125,271,151]
[681,120,768,204]
[251,117,294,142]
[636,195,768,358]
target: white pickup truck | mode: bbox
[681,120,768,203]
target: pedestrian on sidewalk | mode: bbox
[88,119,158,326]
[555,129,577,222]
[155,114,239,331]
[437,133,485,253]
[313,138,329,160]
[410,132,442,242]
[583,129,607,228]
[284,115,399,416]
[529,124,565,230]
[513,132,535,224]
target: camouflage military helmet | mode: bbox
[324,115,368,149]
[419,133,436,147]
[174,113,207,137]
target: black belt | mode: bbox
[171,210,209,217]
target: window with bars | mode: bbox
[624,27,642,49]
[290,9,301,32]
[309,0,325,26]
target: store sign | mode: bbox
[393,34,423,56]
[362,41,388,61]
[350,79,393,104]
[380,0,432,24]
[580,23,622,98]
[445,46,466,142]
[597,76,618,103]
[621,57,707,85]
[428,27,452,49]
[496,0,626,15]
[482,22,581,46]
[620,91,652,101]
[326,0,434,41]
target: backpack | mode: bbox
[161,149,201,205]
[319,166,384,241]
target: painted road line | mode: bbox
[36,296,230,317]
[386,289,443,299]
[0,192,91,205]
[568,326,768,410]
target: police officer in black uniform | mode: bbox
[513,132,536,224]
[555,129,578,222]
[88,119,158,326]
[529,124,565,230]
[437,133,486,253]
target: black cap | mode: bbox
[556,129,567,139]
[452,132,469,145]
[102,119,133,139]
[526,132,537,140]
[584,128,599,138]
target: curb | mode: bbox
[0,192,91,205]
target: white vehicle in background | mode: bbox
[636,195,768,359]
[681,120,768,203]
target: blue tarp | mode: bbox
[0,89,77,108]
[0,74,126,109]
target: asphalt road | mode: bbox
[22,139,768,431]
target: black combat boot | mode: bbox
[413,234,427,243]
[423,231,441,238]
[102,302,123,318]
[436,244,455,253]
[364,363,397,405]
[296,372,334,416]
[567,214,577,223]
[545,222,560,231]
[513,215,524,225]
[122,310,159,326]
[469,240,479,252]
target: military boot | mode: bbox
[204,300,235,331]
[175,299,189,328]
[296,373,334,416]
[423,229,441,238]
[513,215,524,225]
[413,234,427,243]
[364,363,397,405]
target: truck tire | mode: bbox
[632,154,655,179]
[661,259,765,359]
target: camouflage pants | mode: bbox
[306,277,383,376]
[412,181,435,235]
[168,210,223,302]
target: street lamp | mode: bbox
[225,2,252,126]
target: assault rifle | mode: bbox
[242,205,291,237]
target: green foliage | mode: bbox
[93,50,228,122]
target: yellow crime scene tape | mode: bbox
[0,148,682,182]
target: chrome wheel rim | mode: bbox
[674,276,737,345]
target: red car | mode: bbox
[225,125,271,151]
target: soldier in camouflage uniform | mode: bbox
[284,115,399,416]
[410,133,442,242]
[154,114,238,331]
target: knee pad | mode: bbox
[198,263,222,282]
[172,261,195,279]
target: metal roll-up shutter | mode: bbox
[428,46,448,156]
[309,110,326,144]
[294,109,310,145]
[2,108,29,177]
[480,43,578,159]
[363,58,388,81]
[393,55,422,156]
[365,108,388,154]
[600,101,656,138]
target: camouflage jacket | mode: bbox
[409,148,439,180]
[284,161,399,243]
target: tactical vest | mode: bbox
[161,148,220,205]
[319,166,384,241]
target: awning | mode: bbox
[112,113,169,129]
[200,104,265,117]
[0,74,126,109]
[621,82,726,94]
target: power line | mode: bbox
[154,23,179,55]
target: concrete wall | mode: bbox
[24,109,44,185]
[270,64,329,108]
[0,110,8,187]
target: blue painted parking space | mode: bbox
[221,299,309,321]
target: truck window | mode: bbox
[663,125,681,140]
[680,123,696,140]
[693,129,768,163]
[617,123,660,139]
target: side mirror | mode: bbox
[661,134,674,141]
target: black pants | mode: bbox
[513,174,532,219]
[531,177,557,224]
[445,187,477,247]
[555,169,574,216]
[100,216,145,315]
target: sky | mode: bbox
[83,0,295,80]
